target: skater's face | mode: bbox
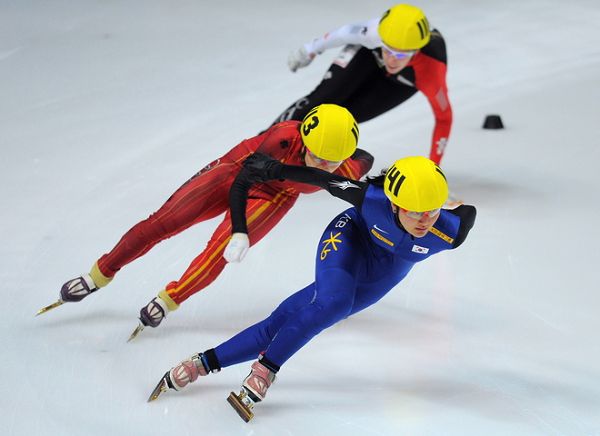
[304,149,342,172]
[381,46,415,74]
[395,205,440,238]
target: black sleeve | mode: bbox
[447,205,476,248]
[229,167,260,234]
[278,164,369,204]
[229,155,368,234]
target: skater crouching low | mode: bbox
[149,153,476,421]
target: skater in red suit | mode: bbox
[271,3,452,165]
[47,104,373,337]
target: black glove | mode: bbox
[243,153,284,182]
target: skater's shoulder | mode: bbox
[419,29,447,64]
[443,204,476,248]
[260,121,302,150]
[267,120,302,138]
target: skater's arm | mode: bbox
[289,18,382,72]
[423,81,452,164]
[446,205,476,248]
[229,153,368,234]
[416,37,452,164]
[303,18,381,55]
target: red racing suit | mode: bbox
[95,121,373,305]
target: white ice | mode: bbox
[2,1,600,435]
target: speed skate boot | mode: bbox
[127,291,171,342]
[60,274,98,302]
[148,350,221,402]
[37,263,111,316]
[228,359,277,422]
[128,291,179,341]
[60,263,112,303]
[139,296,170,328]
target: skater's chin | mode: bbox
[385,66,403,74]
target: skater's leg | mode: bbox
[96,167,232,280]
[226,212,365,418]
[163,194,298,305]
[58,163,232,305]
[139,194,298,327]
[148,283,313,403]
[260,211,365,366]
[213,283,316,366]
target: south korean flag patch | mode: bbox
[411,245,429,254]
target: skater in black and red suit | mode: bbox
[273,3,452,165]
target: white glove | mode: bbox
[288,46,314,72]
[224,233,250,263]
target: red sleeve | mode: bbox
[414,56,452,165]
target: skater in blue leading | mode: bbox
[148,153,476,422]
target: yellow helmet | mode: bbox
[383,156,448,211]
[300,104,359,161]
[378,4,431,51]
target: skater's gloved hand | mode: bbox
[243,153,284,181]
[288,46,314,72]
[224,233,250,263]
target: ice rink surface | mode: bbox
[2,1,600,435]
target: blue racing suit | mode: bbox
[212,157,476,370]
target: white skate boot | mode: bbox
[227,360,277,422]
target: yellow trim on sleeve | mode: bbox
[370,229,395,247]
[158,289,180,311]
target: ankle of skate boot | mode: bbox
[257,355,280,381]
[190,353,209,376]
[201,349,222,374]
[158,289,179,311]
[82,275,99,292]
[89,263,112,288]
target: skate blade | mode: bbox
[127,322,145,342]
[147,372,170,402]
[227,391,254,422]
[35,300,64,316]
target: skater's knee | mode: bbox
[135,215,176,241]
[299,295,353,334]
